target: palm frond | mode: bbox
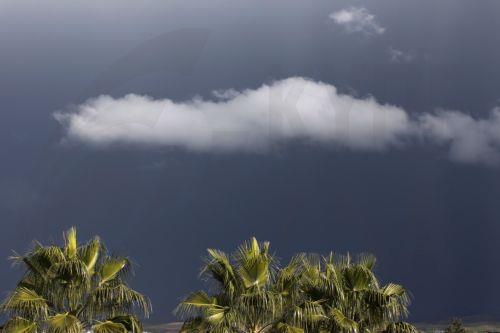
[46,313,82,333]
[1,287,48,319]
[92,321,127,333]
[175,291,219,319]
[90,282,151,318]
[238,258,270,289]
[79,236,101,276]
[99,258,129,286]
[64,227,78,258]
[275,322,304,333]
[330,308,358,332]
[3,317,38,333]
[108,315,143,333]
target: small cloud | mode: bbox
[329,7,386,35]
[388,46,415,63]
[418,109,500,165]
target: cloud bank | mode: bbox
[329,7,386,35]
[55,77,500,165]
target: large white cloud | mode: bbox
[55,77,500,166]
[55,77,411,152]
[329,7,386,35]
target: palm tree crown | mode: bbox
[176,237,300,333]
[300,253,416,333]
[176,238,417,333]
[0,227,151,333]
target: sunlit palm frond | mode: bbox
[238,257,270,289]
[357,254,377,271]
[92,320,128,333]
[1,287,48,319]
[275,322,304,333]
[330,308,358,332]
[91,282,151,317]
[382,284,407,298]
[99,258,129,286]
[64,227,78,259]
[3,317,38,333]
[79,236,102,276]
[175,291,219,318]
[289,300,325,328]
[46,313,82,333]
[48,258,89,285]
[203,249,238,295]
[19,246,65,279]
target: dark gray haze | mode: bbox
[1,0,500,323]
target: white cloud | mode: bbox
[388,46,415,63]
[418,109,500,165]
[329,7,386,35]
[55,77,500,166]
[55,77,410,152]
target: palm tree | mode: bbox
[0,227,151,333]
[176,238,319,333]
[299,253,417,333]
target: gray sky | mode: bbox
[1,0,500,323]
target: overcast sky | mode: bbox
[1,0,500,323]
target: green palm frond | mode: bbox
[64,227,78,258]
[238,258,270,289]
[3,317,38,333]
[18,246,65,279]
[382,284,407,297]
[203,249,237,294]
[183,291,216,307]
[2,287,48,319]
[290,300,325,326]
[79,236,101,275]
[91,282,151,317]
[205,307,227,324]
[93,321,128,333]
[175,291,219,319]
[342,265,374,292]
[108,315,143,333]
[357,254,377,270]
[275,322,304,333]
[48,259,89,285]
[330,308,358,332]
[46,313,82,333]
[99,258,129,286]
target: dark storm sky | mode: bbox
[1,0,500,323]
